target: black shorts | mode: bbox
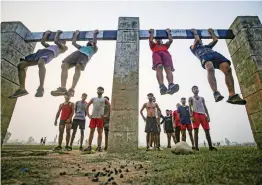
[145,117,158,133]
[71,119,86,130]
[62,51,89,71]
[165,130,174,133]
[59,120,71,125]
[200,52,231,69]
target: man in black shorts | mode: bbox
[140,93,161,150]
[69,93,88,151]
[162,110,176,148]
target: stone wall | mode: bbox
[226,16,262,149]
[108,17,140,152]
[1,22,35,145]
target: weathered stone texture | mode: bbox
[227,16,262,149]
[1,22,35,145]
[108,17,140,153]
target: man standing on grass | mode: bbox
[177,98,195,149]
[69,93,88,151]
[161,110,176,148]
[53,94,74,151]
[189,86,217,151]
[173,103,181,143]
[84,87,111,152]
[140,93,161,150]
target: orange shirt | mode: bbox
[150,43,168,52]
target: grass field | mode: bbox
[1,145,262,185]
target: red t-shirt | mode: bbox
[150,43,168,52]
[60,103,72,121]
[172,110,181,127]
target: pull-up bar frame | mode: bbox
[25,29,234,42]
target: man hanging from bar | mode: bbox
[190,28,246,105]
[51,30,99,97]
[9,30,68,99]
[149,28,179,95]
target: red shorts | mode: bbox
[181,124,193,131]
[89,118,104,129]
[192,112,210,130]
[152,51,174,71]
[174,121,181,127]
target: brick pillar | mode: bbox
[1,22,36,145]
[108,17,140,152]
[226,16,262,149]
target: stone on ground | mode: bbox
[171,141,193,155]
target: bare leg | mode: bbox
[69,129,77,147]
[194,129,199,150]
[65,123,71,147]
[158,132,161,147]
[88,128,96,146]
[70,63,81,90]
[167,133,171,148]
[188,129,195,148]
[58,125,65,147]
[104,130,109,150]
[150,133,153,147]
[61,63,70,88]
[220,63,235,97]
[171,132,177,144]
[17,61,36,89]
[156,65,164,85]
[181,130,186,142]
[205,62,217,93]
[80,129,84,148]
[38,59,46,88]
[205,130,213,148]
[97,128,103,147]
[164,67,174,84]
[175,126,181,143]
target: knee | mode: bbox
[223,65,232,74]
[206,64,215,73]
[66,129,71,134]
[17,62,27,70]
[164,67,171,73]
[156,64,163,71]
[61,63,69,70]
[38,60,45,68]
[80,130,84,135]
[75,63,81,71]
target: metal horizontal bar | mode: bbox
[25,29,234,42]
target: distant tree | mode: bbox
[3,131,12,144]
[225,138,231,146]
[27,136,35,144]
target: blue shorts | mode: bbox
[22,49,55,64]
[200,52,231,69]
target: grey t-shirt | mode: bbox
[190,40,216,60]
[191,96,206,115]
[91,97,106,118]
[74,101,87,120]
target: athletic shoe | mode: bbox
[53,146,62,151]
[83,146,92,151]
[35,87,44,97]
[159,84,168,95]
[209,146,218,151]
[227,94,246,105]
[213,91,224,102]
[166,83,180,95]
[9,89,29,99]
[79,147,83,151]
[51,87,67,96]
[67,88,75,97]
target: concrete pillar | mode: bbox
[1,22,36,145]
[226,16,262,149]
[108,17,140,152]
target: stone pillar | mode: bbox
[1,22,36,145]
[226,16,262,149]
[108,17,140,152]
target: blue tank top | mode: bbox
[79,46,96,58]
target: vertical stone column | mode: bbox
[108,17,140,152]
[226,16,262,149]
[1,22,36,145]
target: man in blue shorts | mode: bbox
[190,28,246,105]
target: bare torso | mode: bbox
[146,102,157,117]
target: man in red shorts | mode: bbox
[177,98,195,149]
[173,103,181,143]
[53,94,74,151]
[84,86,111,152]
[189,86,217,151]
[149,28,179,95]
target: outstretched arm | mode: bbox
[41,30,51,48]
[140,103,147,121]
[206,28,218,48]
[72,30,81,49]
[149,29,155,47]
[54,30,67,50]
[165,28,173,48]
[86,99,94,119]
[190,28,201,49]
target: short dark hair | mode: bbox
[104,96,109,100]
[166,109,169,111]
[181,97,186,100]
[192,85,198,91]
[147,93,153,96]
[97,86,104,90]
[82,93,87,97]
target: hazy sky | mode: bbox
[2,1,261,146]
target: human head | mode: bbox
[104,96,109,101]
[155,39,163,45]
[147,93,154,102]
[166,109,169,116]
[97,86,104,96]
[60,40,66,45]
[152,96,156,103]
[86,40,93,46]
[176,103,181,108]
[64,94,70,101]
[169,110,173,115]
[192,85,199,95]
[181,97,186,105]
[81,93,87,101]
